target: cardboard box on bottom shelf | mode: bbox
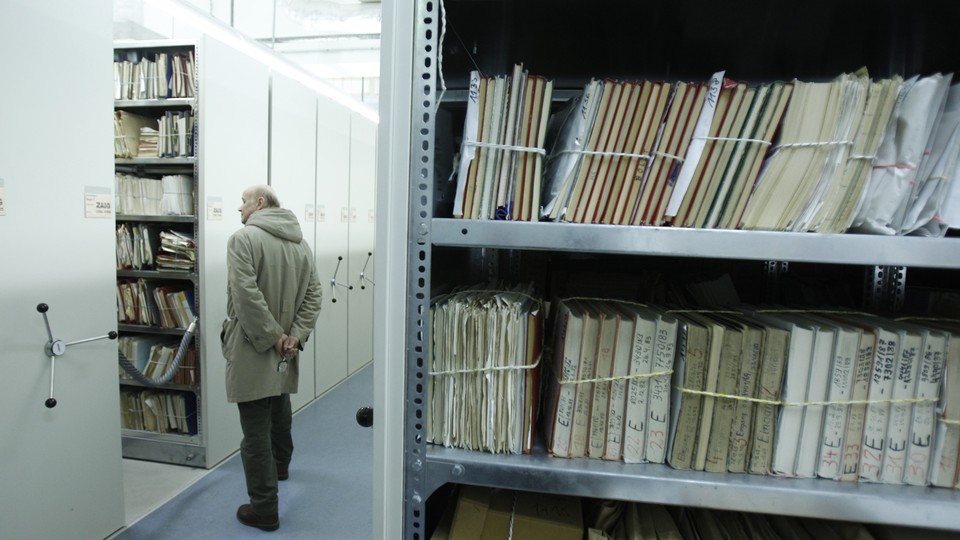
[436,484,582,540]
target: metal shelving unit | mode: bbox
[395,0,960,536]
[114,39,204,467]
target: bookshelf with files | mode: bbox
[114,40,204,465]
[396,0,960,536]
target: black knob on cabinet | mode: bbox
[356,406,373,427]
[45,398,57,408]
[108,331,118,340]
[37,303,49,313]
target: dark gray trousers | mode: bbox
[237,394,293,515]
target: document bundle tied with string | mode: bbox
[426,285,543,454]
[452,66,553,221]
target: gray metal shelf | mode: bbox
[115,214,196,223]
[432,219,960,269]
[426,445,960,531]
[115,98,196,108]
[115,157,196,165]
[120,430,205,467]
[115,39,204,469]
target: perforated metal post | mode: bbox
[762,261,789,305]
[404,1,439,537]
[863,265,907,312]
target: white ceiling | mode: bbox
[114,0,382,102]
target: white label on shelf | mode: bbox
[350,207,357,223]
[0,178,6,217]
[341,207,349,223]
[84,186,113,218]
[318,205,326,223]
[207,197,223,221]
[305,204,316,223]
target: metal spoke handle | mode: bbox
[357,251,375,290]
[330,256,353,303]
[37,303,117,408]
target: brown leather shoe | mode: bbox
[236,504,279,531]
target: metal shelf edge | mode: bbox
[425,446,960,531]
[431,219,960,269]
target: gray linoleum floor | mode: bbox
[113,363,373,540]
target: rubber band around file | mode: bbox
[462,140,547,157]
[694,135,772,146]
[674,386,938,407]
[428,354,542,376]
[872,162,916,170]
[553,148,684,163]
[558,369,673,385]
[771,140,854,152]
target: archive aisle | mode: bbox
[112,35,378,468]
[383,0,960,537]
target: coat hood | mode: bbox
[246,207,303,243]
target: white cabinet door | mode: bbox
[314,96,352,396]
[0,1,123,538]
[348,114,378,374]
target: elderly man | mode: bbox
[221,184,322,531]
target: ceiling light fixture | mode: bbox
[144,0,378,122]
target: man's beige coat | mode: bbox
[221,207,322,403]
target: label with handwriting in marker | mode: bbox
[341,207,349,223]
[350,207,357,223]
[0,184,5,217]
[368,209,375,223]
[84,190,113,218]
[318,205,326,223]
[207,198,223,220]
[305,205,316,223]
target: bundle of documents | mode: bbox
[116,223,155,270]
[662,307,960,488]
[114,50,195,100]
[853,75,960,236]
[157,110,195,158]
[118,336,198,386]
[115,173,164,215]
[427,284,542,454]
[159,174,195,216]
[117,279,158,326]
[451,65,554,221]
[541,78,681,224]
[119,388,198,434]
[117,279,195,329]
[114,109,194,159]
[667,311,780,474]
[138,127,159,157]
[157,230,196,272]
[114,111,157,159]
[737,73,885,231]
[668,78,794,229]
[544,299,677,463]
[114,51,165,100]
